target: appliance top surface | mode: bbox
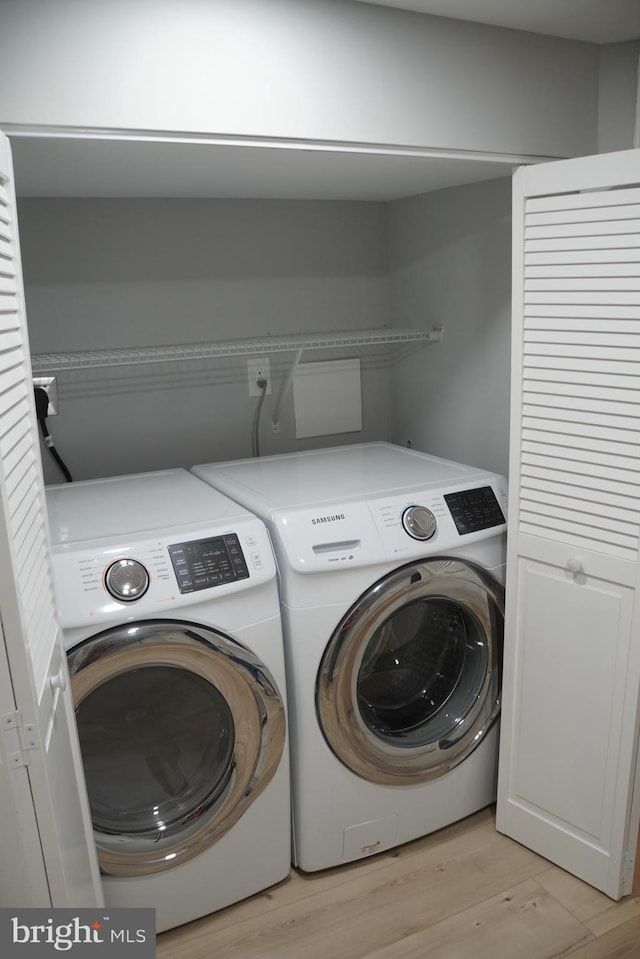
[46,468,253,546]
[193,443,498,512]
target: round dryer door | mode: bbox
[316,558,504,785]
[67,619,286,877]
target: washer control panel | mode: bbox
[168,533,249,594]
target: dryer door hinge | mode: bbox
[2,710,40,770]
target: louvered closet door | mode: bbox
[0,131,102,906]
[497,149,640,901]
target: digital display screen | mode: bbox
[168,533,249,593]
[444,486,506,536]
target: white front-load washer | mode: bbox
[192,442,508,872]
[46,468,290,930]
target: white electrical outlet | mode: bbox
[33,376,59,415]
[248,357,272,397]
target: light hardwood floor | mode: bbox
[157,807,640,959]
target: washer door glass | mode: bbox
[316,558,504,785]
[68,619,286,877]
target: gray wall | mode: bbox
[598,41,640,152]
[21,179,514,485]
[19,198,392,482]
[388,177,512,478]
[0,0,599,159]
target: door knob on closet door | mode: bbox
[566,557,583,575]
[50,670,67,692]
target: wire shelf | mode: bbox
[30,327,443,373]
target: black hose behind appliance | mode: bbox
[34,386,73,483]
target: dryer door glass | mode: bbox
[68,619,286,877]
[77,666,235,836]
[316,558,504,785]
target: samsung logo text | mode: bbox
[311,513,345,525]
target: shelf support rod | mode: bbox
[272,348,304,433]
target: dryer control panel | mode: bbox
[50,516,275,629]
[168,533,250,594]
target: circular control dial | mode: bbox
[402,505,437,541]
[105,559,150,602]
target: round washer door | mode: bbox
[67,619,286,877]
[316,558,504,785]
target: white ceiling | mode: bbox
[355,0,640,44]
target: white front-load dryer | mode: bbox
[192,443,507,872]
[46,469,290,930]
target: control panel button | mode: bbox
[401,505,437,541]
[105,559,150,602]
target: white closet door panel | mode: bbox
[527,264,640,280]
[516,524,634,562]
[0,273,18,294]
[15,495,46,571]
[0,316,21,336]
[526,205,640,227]
[524,310,640,342]
[522,452,640,488]
[520,482,640,523]
[526,235,640,253]
[499,557,638,892]
[527,250,640,265]
[518,512,636,556]
[499,150,640,899]
[523,368,640,390]
[527,306,640,320]
[526,218,640,240]
[7,442,35,506]
[514,564,629,837]
[521,473,640,512]
[522,390,640,416]
[516,531,638,587]
[523,408,640,439]
[520,444,637,473]
[526,344,640,365]
[519,504,635,543]
[0,341,25,373]
[522,462,640,497]
[519,182,640,564]
[522,429,640,481]
[0,131,101,906]
[0,364,24,397]
[1,389,30,438]
[526,187,640,214]
[526,292,640,306]
[527,278,640,292]
[521,464,638,502]
[522,427,640,470]
[522,412,640,442]
[525,328,640,346]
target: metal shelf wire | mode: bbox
[30,327,443,373]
